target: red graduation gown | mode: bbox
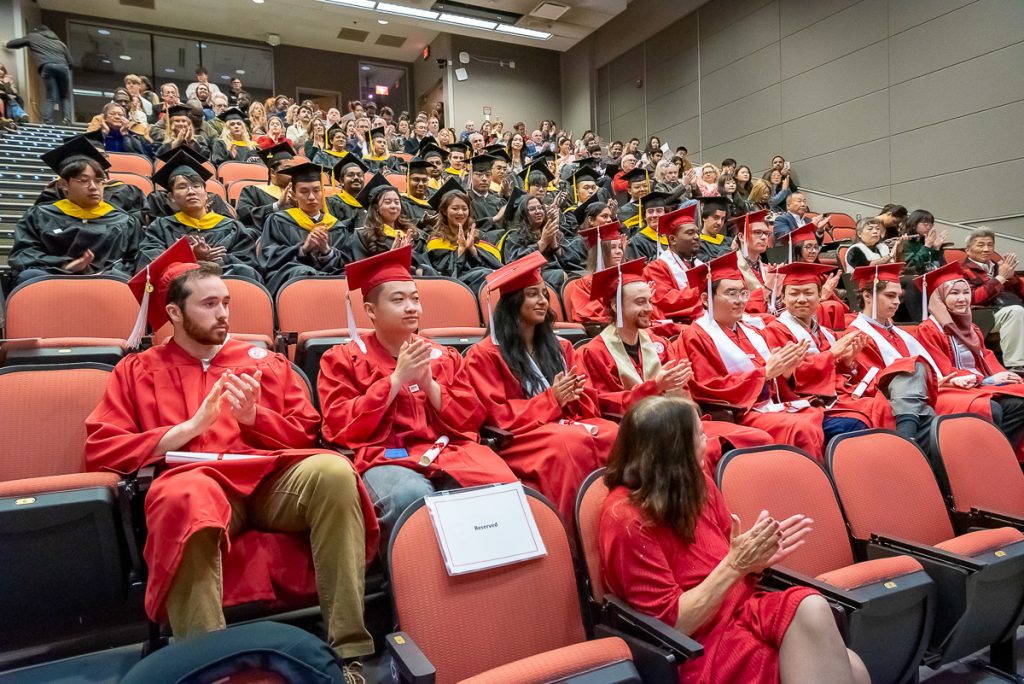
[317,332,517,485]
[463,337,617,524]
[678,323,826,458]
[762,319,893,430]
[567,274,611,325]
[644,257,704,322]
[578,331,772,470]
[600,481,817,684]
[84,338,379,622]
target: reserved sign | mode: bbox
[425,482,547,575]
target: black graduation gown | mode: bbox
[468,190,506,237]
[426,236,502,295]
[400,193,432,228]
[348,227,435,277]
[140,212,262,283]
[617,201,641,235]
[210,139,262,167]
[697,233,733,263]
[626,227,669,263]
[500,228,581,290]
[325,190,366,226]
[10,201,139,278]
[362,155,403,174]
[235,184,280,234]
[258,209,353,294]
[35,180,145,219]
[144,190,234,226]
[311,148,351,170]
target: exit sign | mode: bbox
[422,46,430,60]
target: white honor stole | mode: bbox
[657,250,702,290]
[599,326,664,389]
[777,311,835,354]
[850,314,942,378]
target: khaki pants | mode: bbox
[994,305,1024,368]
[165,453,373,659]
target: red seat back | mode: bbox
[561,277,585,322]
[205,178,227,203]
[828,431,955,546]
[227,179,261,206]
[276,277,349,337]
[718,446,855,577]
[7,276,138,339]
[389,492,587,683]
[108,172,153,195]
[827,213,857,231]
[943,249,966,265]
[412,277,481,328]
[934,414,1024,518]
[575,469,609,599]
[154,277,275,343]
[106,152,152,177]
[219,161,269,185]
[385,173,407,193]
[0,365,111,481]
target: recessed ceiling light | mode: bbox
[252,0,264,3]
[235,69,246,74]
[496,24,551,39]
[317,0,376,8]
[377,18,389,24]
[361,65,370,71]
[376,2,438,19]
[101,59,111,64]
[438,13,497,30]
[119,54,132,61]
[220,75,231,80]
[164,67,175,73]
[97,29,111,36]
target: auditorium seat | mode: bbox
[386,487,694,683]
[4,275,137,366]
[574,469,704,682]
[481,282,588,344]
[0,364,128,630]
[152,276,276,349]
[827,429,1024,676]
[218,160,270,185]
[106,151,153,177]
[943,248,967,265]
[227,179,260,206]
[716,446,935,684]
[561,277,585,321]
[156,157,216,174]
[931,414,1024,527]
[391,276,484,350]
[385,173,407,192]
[275,275,352,380]
[205,178,227,203]
[109,171,154,195]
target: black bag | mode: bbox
[119,621,346,684]
[992,291,1024,308]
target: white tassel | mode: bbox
[346,292,366,353]
[595,224,604,272]
[487,286,498,345]
[871,266,878,322]
[921,273,928,323]
[126,266,150,349]
[706,271,714,323]
[615,263,624,329]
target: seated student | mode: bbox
[915,261,1024,455]
[560,164,602,230]
[325,154,370,225]
[599,397,869,684]
[465,154,508,237]
[696,196,733,262]
[146,145,235,224]
[960,228,1024,372]
[567,219,624,326]
[517,158,556,202]
[154,103,211,160]
[787,224,848,330]
[348,174,432,275]
[209,107,260,166]
[616,167,651,231]
[501,193,582,290]
[425,179,501,295]
[361,126,402,173]
[762,262,893,439]
[483,144,513,195]
[679,252,828,458]
[259,162,351,294]
[625,191,675,262]
[12,136,139,285]
[234,142,297,234]
[579,260,771,469]
[843,263,989,448]
[418,140,447,191]
[34,131,146,218]
[643,204,705,324]
[318,247,517,537]
[311,123,352,169]
[84,244,377,676]
[140,150,261,282]
[464,253,617,524]
[399,157,434,226]
[732,209,777,315]
[442,141,470,183]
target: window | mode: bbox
[358,62,409,115]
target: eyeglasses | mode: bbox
[718,289,750,301]
[750,230,771,238]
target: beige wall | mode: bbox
[589,0,1024,238]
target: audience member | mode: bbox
[960,228,1024,371]
[5,25,72,124]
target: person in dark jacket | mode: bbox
[5,26,73,124]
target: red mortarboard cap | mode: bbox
[657,204,698,236]
[127,238,199,344]
[913,260,967,293]
[590,258,647,303]
[579,221,623,249]
[784,223,818,245]
[776,261,835,286]
[730,208,771,229]
[851,263,905,287]
[345,244,413,297]
[486,251,547,295]
[685,250,743,289]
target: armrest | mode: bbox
[480,424,514,452]
[602,594,703,660]
[968,507,1024,532]
[322,441,357,459]
[762,567,865,609]
[116,464,157,586]
[869,534,984,572]
[385,631,436,684]
[601,411,624,423]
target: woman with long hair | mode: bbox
[716,172,747,218]
[501,195,582,289]
[735,165,754,199]
[303,117,328,159]
[746,178,774,212]
[767,168,792,212]
[652,159,681,193]
[247,101,268,136]
[600,396,869,684]
[896,209,947,275]
[349,181,433,274]
[878,203,908,239]
[464,254,617,525]
[255,115,287,149]
[211,108,259,166]
[438,127,456,150]
[695,163,719,197]
[425,187,502,294]
[556,136,575,167]
[507,131,528,175]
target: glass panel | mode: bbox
[67,21,152,121]
[200,42,274,106]
[152,35,201,102]
[358,62,409,116]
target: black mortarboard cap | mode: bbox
[152,149,213,190]
[41,135,111,173]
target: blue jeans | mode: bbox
[361,465,436,542]
[40,63,72,124]
[822,416,867,445]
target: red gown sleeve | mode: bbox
[317,345,399,447]
[463,341,564,433]
[84,355,174,475]
[644,260,703,321]
[913,322,959,376]
[237,355,320,451]
[679,326,765,410]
